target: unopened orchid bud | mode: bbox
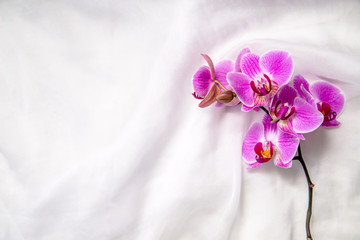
[198,83,220,108]
[216,90,234,103]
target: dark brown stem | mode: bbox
[260,105,314,239]
[294,144,314,240]
[259,106,270,116]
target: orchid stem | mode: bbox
[259,106,270,116]
[214,80,229,92]
[294,144,314,240]
[259,106,314,239]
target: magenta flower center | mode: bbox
[274,100,296,120]
[317,102,337,121]
[254,141,274,163]
[250,74,272,96]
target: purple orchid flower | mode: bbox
[269,85,324,140]
[227,50,294,111]
[294,75,345,127]
[192,54,238,108]
[242,115,300,169]
[234,48,251,72]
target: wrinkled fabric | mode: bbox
[1,0,360,240]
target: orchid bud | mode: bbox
[198,83,219,108]
[216,90,234,103]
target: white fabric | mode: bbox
[1,0,360,239]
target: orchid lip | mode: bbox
[324,112,337,121]
[317,101,337,122]
[254,141,274,163]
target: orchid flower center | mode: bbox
[250,74,272,96]
[273,100,296,120]
[254,141,274,163]
[317,102,337,121]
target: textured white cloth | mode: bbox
[1,0,360,239]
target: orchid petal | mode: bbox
[300,84,316,106]
[235,48,251,72]
[227,72,255,107]
[321,119,341,127]
[292,97,324,133]
[259,50,293,86]
[193,66,212,98]
[273,155,293,168]
[293,74,310,98]
[278,119,305,140]
[247,162,263,169]
[263,115,277,139]
[242,123,264,164]
[241,104,256,112]
[274,130,300,164]
[278,85,297,106]
[215,60,234,89]
[253,95,269,108]
[240,53,262,80]
[310,81,345,114]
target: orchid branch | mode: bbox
[259,106,270,116]
[260,106,314,240]
[293,144,314,240]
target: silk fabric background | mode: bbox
[1,0,360,239]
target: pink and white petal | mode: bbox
[273,154,293,168]
[193,66,212,98]
[278,85,298,105]
[310,81,345,114]
[241,104,256,112]
[292,97,324,133]
[263,115,277,138]
[300,84,316,106]
[269,84,280,99]
[293,75,310,97]
[242,123,264,164]
[247,162,263,169]
[227,72,255,107]
[215,60,235,89]
[269,90,279,112]
[235,48,251,72]
[253,95,269,108]
[275,130,300,163]
[278,119,305,140]
[240,53,262,80]
[260,50,293,86]
[321,119,341,127]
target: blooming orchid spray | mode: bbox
[192,48,345,240]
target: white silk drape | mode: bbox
[1,1,360,239]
